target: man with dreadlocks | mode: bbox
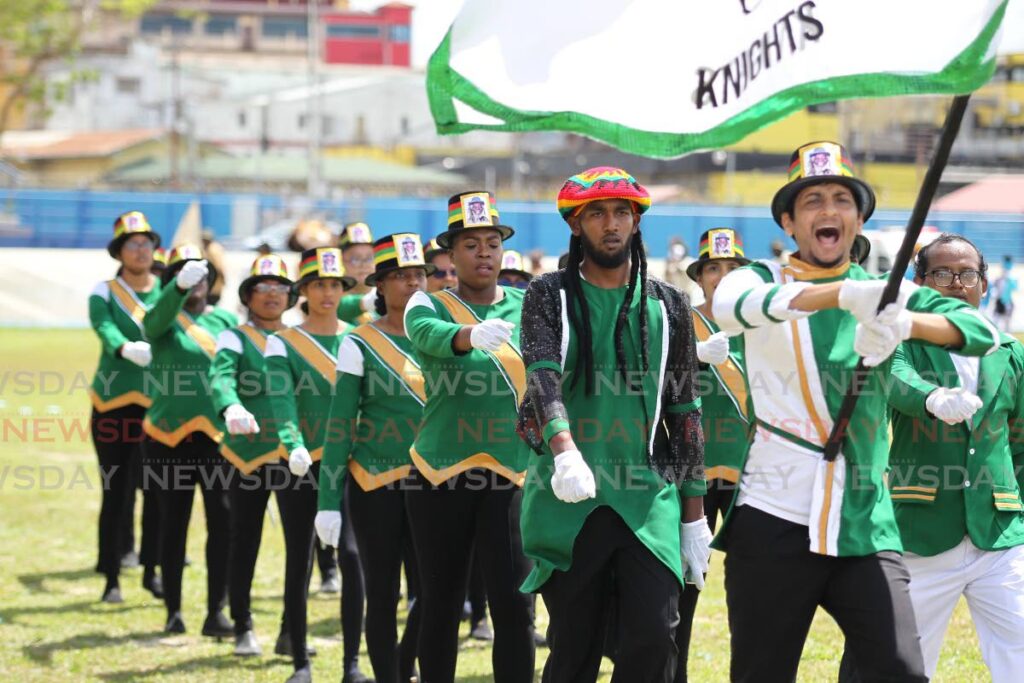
[517,167,709,682]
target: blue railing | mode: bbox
[1,188,1021,260]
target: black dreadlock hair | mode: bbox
[562,230,650,396]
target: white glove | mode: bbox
[854,303,913,367]
[175,259,209,289]
[288,447,312,476]
[696,332,730,365]
[120,341,152,367]
[838,279,911,323]
[360,288,378,312]
[314,510,342,548]
[550,450,597,503]
[224,403,260,435]
[680,518,713,590]
[469,319,515,352]
[926,387,983,425]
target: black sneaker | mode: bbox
[285,665,312,683]
[142,570,164,599]
[469,618,493,642]
[201,611,234,639]
[120,551,140,569]
[341,668,372,683]
[164,612,186,634]
[274,632,317,658]
[101,585,124,604]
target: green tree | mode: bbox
[0,0,155,135]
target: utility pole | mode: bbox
[307,0,322,199]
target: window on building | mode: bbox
[205,16,238,35]
[116,77,141,95]
[238,110,247,128]
[326,24,381,39]
[400,116,409,136]
[389,25,411,42]
[140,14,193,35]
[322,116,333,137]
[298,113,308,129]
[262,17,308,38]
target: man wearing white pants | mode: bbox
[859,233,1024,681]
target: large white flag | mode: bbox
[427,0,1009,158]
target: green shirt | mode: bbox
[265,324,352,459]
[404,287,529,484]
[888,335,1024,556]
[691,308,752,481]
[318,324,423,513]
[142,284,237,446]
[88,277,162,412]
[209,324,286,473]
[520,279,697,591]
[338,294,377,325]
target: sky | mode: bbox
[348,0,466,68]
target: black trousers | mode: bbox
[405,469,535,683]
[724,505,927,683]
[468,546,488,623]
[273,462,322,670]
[541,506,681,683]
[227,462,281,636]
[92,405,160,577]
[674,477,735,683]
[347,476,421,683]
[337,485,367,673]
[143,433,230,618]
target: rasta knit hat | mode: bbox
[556,167,651,222]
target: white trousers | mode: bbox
[904,537,1024,682]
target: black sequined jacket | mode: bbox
[516,270,706,488]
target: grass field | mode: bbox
[0,329,992,681]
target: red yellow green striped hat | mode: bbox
[162,243,218,286]
[107,210,161,257]
[295,247,356,291]
[499,250,532,281]
[365,233,437,286]
[238,254,297,307]
[423,237,445,262]
[339,222,373,250]
[435,190,515,248]
[556,167,651,221]
[152,247,168,267]
[685,228,751,281]
[771,141,876,227]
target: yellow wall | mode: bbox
[13,138,171,186]
[322,145,416,165]
[726,110,840,154]
[706,162,924,209]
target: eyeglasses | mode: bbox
[498,278,530,289]
[927,269,982,288]
[431,269,458,279]
[122,240,153,252]
[253,282,291,294]
[345,256,375,267]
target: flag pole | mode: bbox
[822,94,971,463]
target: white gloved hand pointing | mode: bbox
[470,319,515,352]
[175,259,209,289]
[926,387,983,425]
[838,278,912,323]
[224,404,260,435]
[696,332,730,365]
[854,303,913,367]
[314,510,342,548]
[120,341,152,367]
[288,447,313,476]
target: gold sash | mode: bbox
[108,278,148,332]
[237,324,268,355]
[277,328,337,384]
[691,310,749,420]
[176,312,218,358]
[434,290,526,404]
[350,324,426,404]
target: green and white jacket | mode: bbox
[888,334,1024,556]
[712,256,1001,557]
[88,277,162,412]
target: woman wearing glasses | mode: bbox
[209,254,295,657]
[425,238,459,292]
[88,211,163,604]
[266,247,369,683]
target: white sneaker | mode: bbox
[234,630,262,657]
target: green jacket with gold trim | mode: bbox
[888,334,1024,556]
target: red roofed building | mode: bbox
[323,3,411,67]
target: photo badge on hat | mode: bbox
[317,247,342,276]
[340,222,373,249]
[395,233,425,266]
[461,192,494,228]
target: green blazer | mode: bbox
[888,333,1024,556]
